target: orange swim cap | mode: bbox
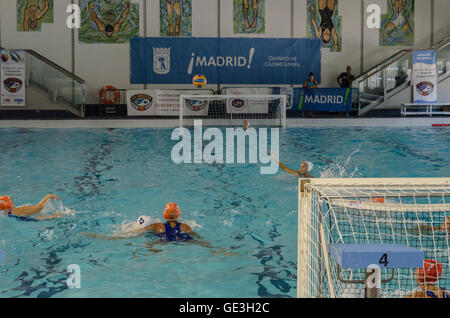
[370,198,385,203]
[0,196,14,211]
[163,202,181,221]
[417,259,443,284]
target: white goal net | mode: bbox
[179,94,287,127]
[298,178,450,298]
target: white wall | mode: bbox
[0,0,449,104]
[0,0,72,70]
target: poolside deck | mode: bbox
[0,117,449,128]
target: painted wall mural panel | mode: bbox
[79,0,139,44]
[17,0,54,32]
[233,0,266,34]
[306,0,342,52]
[160,0,192,37]
[380,0,415,47]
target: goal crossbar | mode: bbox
[179,94,287,128]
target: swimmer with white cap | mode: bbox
[269,151,314,178]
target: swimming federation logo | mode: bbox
[130,94,153,111]
[185,98,209,112]
[3,78,23,93]
[228,98,247,112]
[416,82,434,96]
[1,53,9,62]
[153,48,171,75]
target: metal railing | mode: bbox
[25,49,86,117]
[353,35,450,116]
[1,47,86,117]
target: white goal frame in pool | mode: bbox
[179,94,287,128]
[297,178,450,298]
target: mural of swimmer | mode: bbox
[307,0,342,52]
[0,194,63,221]
[234,0,265,34]
[380,0,414,46]
[160,0,192,37]
[17,0,54,32]
[79,0,139,43]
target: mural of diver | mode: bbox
[88,1,130,38]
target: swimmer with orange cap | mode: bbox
[142,202,194,241]
[80,203,233,255]
[80,202,195,241]
[0,194,62,221]
[406,259,449,298]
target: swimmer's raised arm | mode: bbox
[113,2,130,33]
[309,5,322,39]
[79,232,127,240]
[269,151,300,176]
[13,194,60,216]
[88,1,105,33]
[36,0,50,20]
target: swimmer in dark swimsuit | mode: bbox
[309,0,339,51]
[80,203,233,255]
[0,194,63,221]
[143,202,194,241]
[88,1,130,38]
[406,259,450,298]
[270,151,314,178]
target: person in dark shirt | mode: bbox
[337,66,355,88]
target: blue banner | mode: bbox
[130,37,321,85]
[412,50,438,103]
[292,88,352,112]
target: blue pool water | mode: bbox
[0,127,449,298]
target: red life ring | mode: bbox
[100,86,120,105]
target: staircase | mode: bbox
[353,35,450,116]
[1,48,86,117]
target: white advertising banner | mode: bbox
[412,50,438,104]
[127,89,212,116]
[225,87,269,114]
[1,50,26,107]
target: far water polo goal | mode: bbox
[297,178,450,298]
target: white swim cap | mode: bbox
[306,161,313,172]
[137,215,151,229]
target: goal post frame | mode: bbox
[297,177,450,298]
[179,94,287,128]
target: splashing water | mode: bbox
[320,146,361,178]
[39,198,75,217]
